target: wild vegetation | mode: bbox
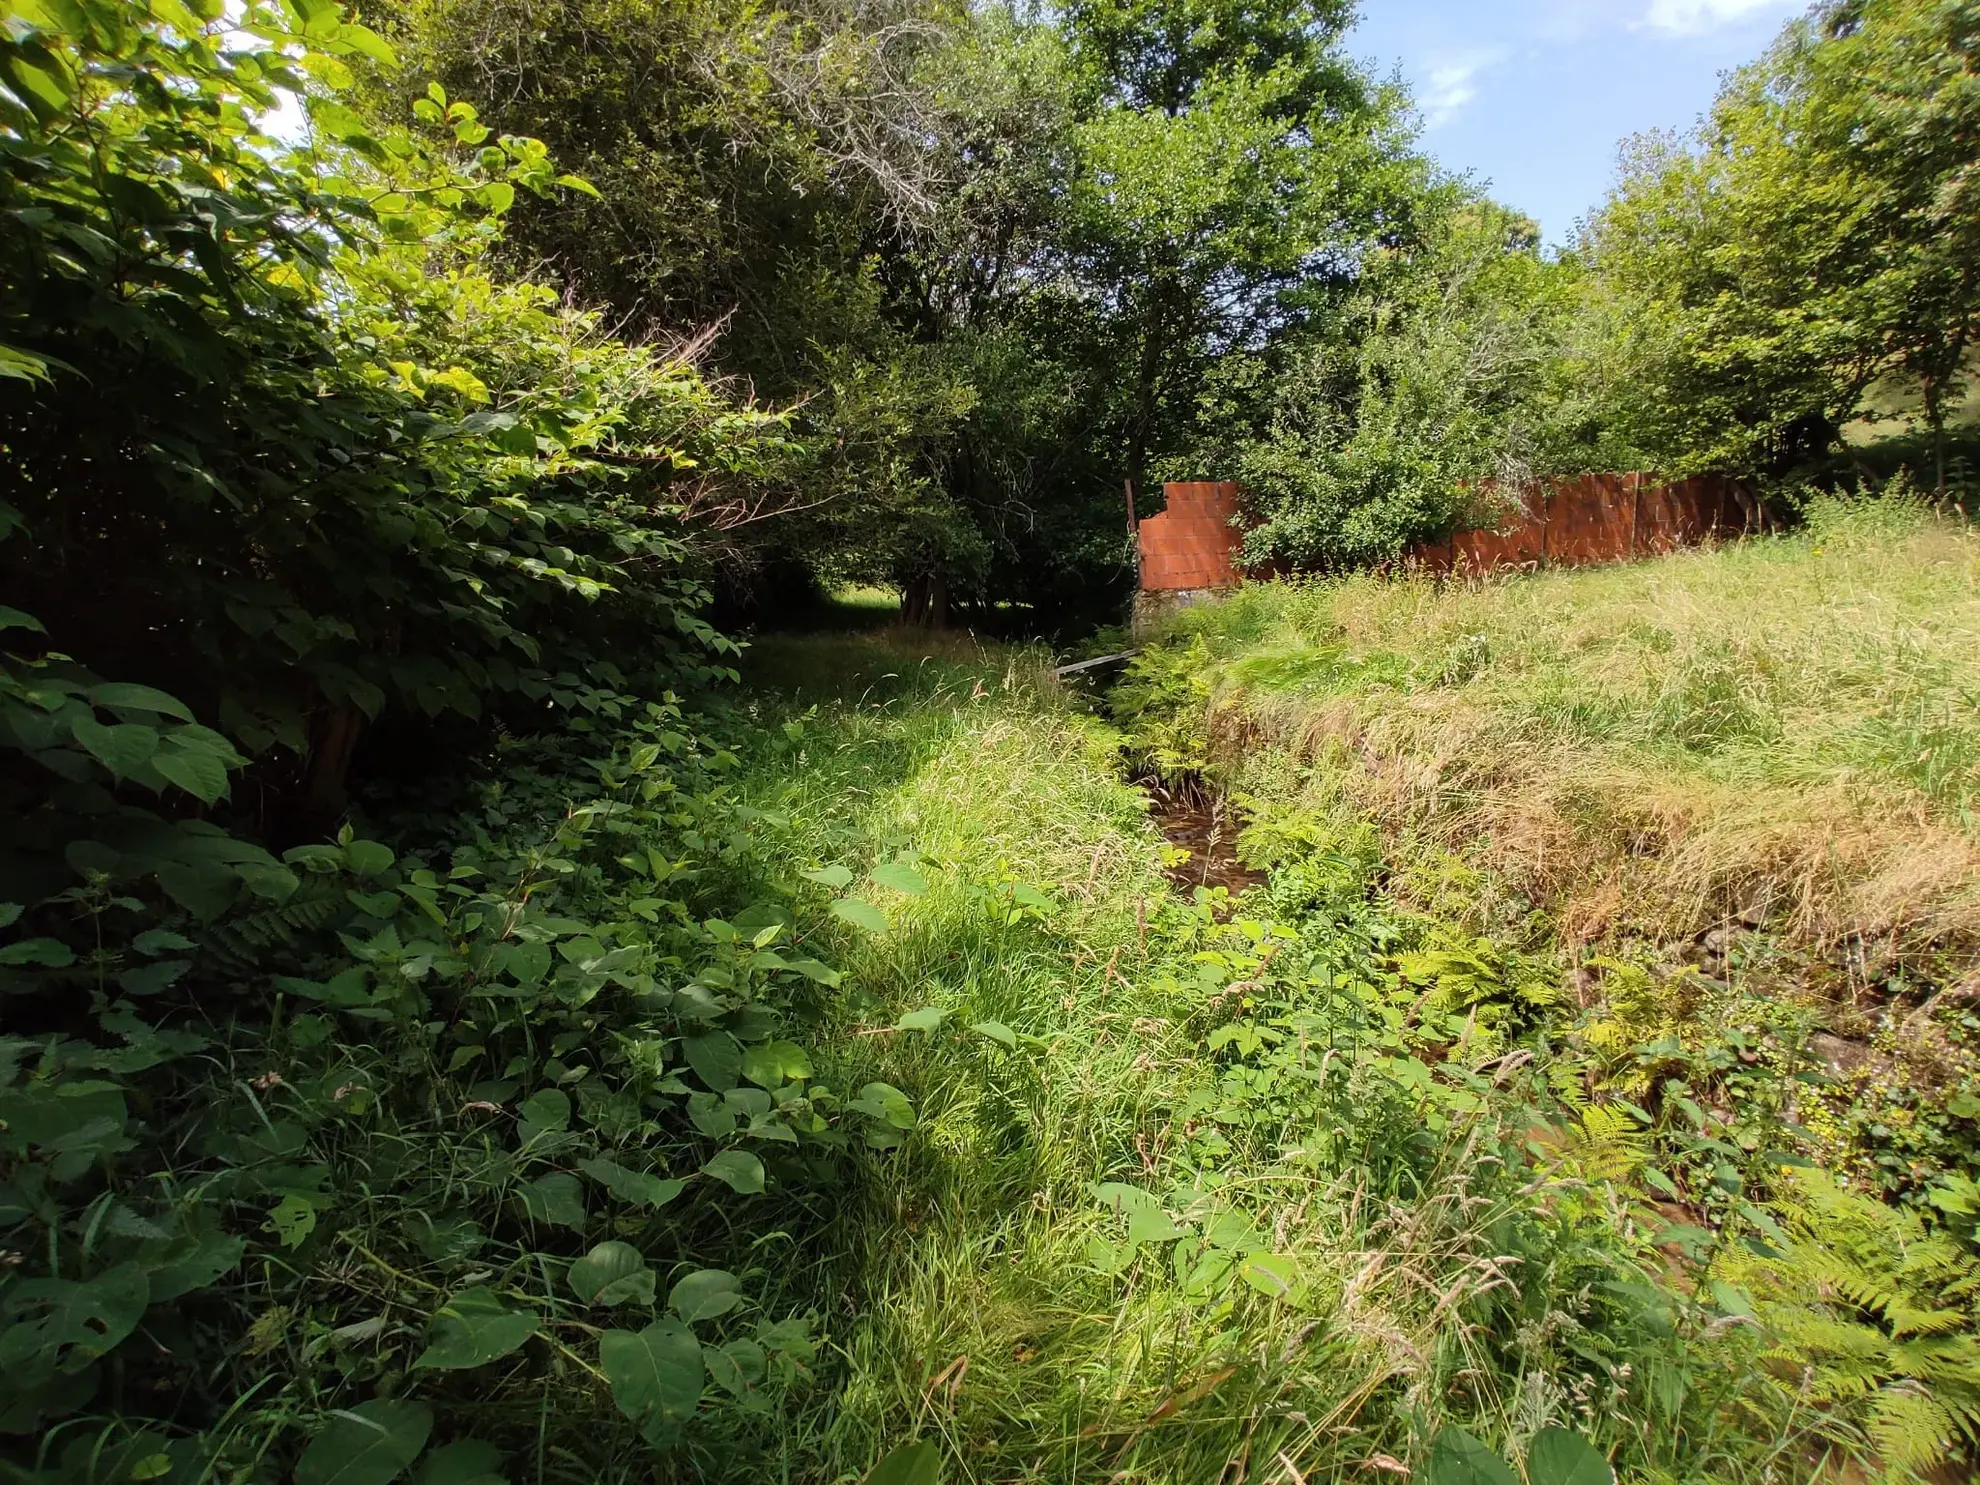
[3,0,1979,1482]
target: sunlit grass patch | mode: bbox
[1136,499,1980,966]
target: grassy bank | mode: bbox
[1105,497,1980,1480]
[699,631,1891,1483]
[1120,497,1980,969]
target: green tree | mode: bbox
[1580,0,1980,490]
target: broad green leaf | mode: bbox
[578,1157,685,1210]
[0,937,74,967]
[295,1400,433,1485]
[153,746,229,803]
[705,1337,765,1397]
[1526,1429,1614,1485]
[0,605,46,632]
[516,1088,570,1136]
[682,1030,742,1092]
[570,1243,656,1307]
[517,1172,586,1229]
[133,929,195,956]
[0,1264,149,1374]
[1423,1428,1522,1485]
[118,958,190,996]
[414,1285,540,1369]
[969,1020,1017,1049]
[868,862,928,896]
[740,1040,812,1088]
[599,1318,704,1446]
[800,864,853,889]
[668,1268,741,1323]
[69,717,157,777]
[1091,1182,1163,1217]
[848,1082,915,1129]
[266,1194,318,1248]
[345,840,396,877]
[147,1233,246,1301]
[830,898,889,933]
[414,1440,506,1485]
[894,1006,947,1033]
[87,683,193,722]
[700,1150,764,1194]
[1237,1253,1300,1300]
[865,1441,941,1485]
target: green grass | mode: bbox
[697,629,1844,1485]
[1123,496,1980,969]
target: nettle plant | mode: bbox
[0,0,890,1476]
[0,639,915,1476]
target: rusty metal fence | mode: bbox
[1135,474,1760,593]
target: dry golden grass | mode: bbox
[1171,498,1980,967]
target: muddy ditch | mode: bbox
[1133,771,1266,899]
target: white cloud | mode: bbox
[1418,49,1508,131]
[1641,0,1803,37]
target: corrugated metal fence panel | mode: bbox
[1137,481,1245,591]
[1547,473,1637,565]
[1135,475,1753,591]
[1406,473,1752,576]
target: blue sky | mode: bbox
[1348,0,1810,245]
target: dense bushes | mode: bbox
[0,2,902,1476]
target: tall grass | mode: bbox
[709,631,1815,1484]
[1136,498,1980,970]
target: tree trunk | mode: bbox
[901,571,948,628]
[289,700,365,845]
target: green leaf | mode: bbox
[800,864,853,889]
[414,1440,506,1485]
[848,1082,915,1129]
[69,717,157,778]
[599,1318,704,1446]
[133,929,195,956]
[865,1441,941,1485]
[414,1285,540,1370]
[700,1150,764,1194]
[516,1088,570,1136]
[295,1400,433,1485]
[0,937,74,967]
[0,606,46,632]
[668,1268,741,1323]
[267,1195,319,1248]
[0,1264,149,1374]
[1526,1430,1614,1485]
[517,1172,586,1230]
[1237,1253,1300,1301]
[345,840,396,877]
[868,862,929,896]
[1423,1428,1522,1485]
[153,746,230,803]
[740,1040,813,1088]
[569,1243,656,1307]
[578,1157,685,1210]
[969,1021,1018,1049]
[147,1233,245,1301]
[894,1006,947,1033]
[682,1030,742,1092]
[830,898,890,933]
[87,683,193,722]
[705,1337,766,1397]
[118,958,191,996]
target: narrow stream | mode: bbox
[1136,773,1266,898]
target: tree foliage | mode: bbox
[1580,0,1980,490]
